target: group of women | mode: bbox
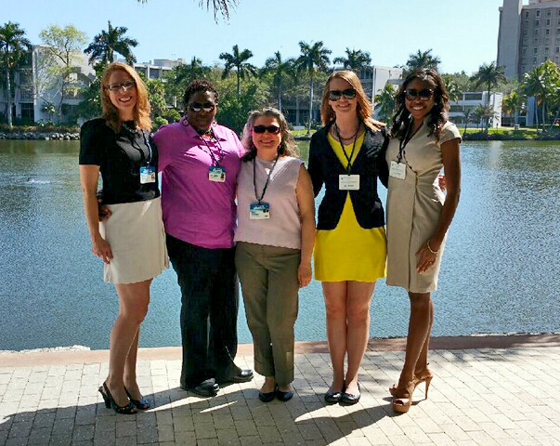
[79,61,461,415]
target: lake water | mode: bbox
[0,139,559,351]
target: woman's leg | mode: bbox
[397,292,433,389]
[414,296,434,375]
[344,281,376,396]
[322,281,348,393]
[106,279,151,406]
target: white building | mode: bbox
[133,58,185,80]
[449,92,504,128]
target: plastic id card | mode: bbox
[389,161,406,179]
[339,174,360,190]
[209,165,226,182]
[140,166,156,184]
[250,202,270,219]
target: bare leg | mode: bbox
[414,297,433,375]
[322,281,348,393]
[395,292,432,396]
[123,329,141,400]
[106,279,151,406]
[344,281,375,396]
[261,376,276,393]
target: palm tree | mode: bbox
[442,74,462,103]
[0,22,32,128]
[219,44,257,96]
[262,51,292,111]
[84,21,138,66]
[295,41,331,134]
[502,90,524,129]
[333,48,371,73]
[404,49,441,75]
[176,57,210,85]
[462,107,473,137]
[473,104,498,132]
[470,62,507,134]
[522,60,560,132]
[374,83,396,122]
[137,0,237,20]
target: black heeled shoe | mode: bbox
[125,387,150,410]
[98,382,137,414]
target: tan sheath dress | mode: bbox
[385,120,461,293]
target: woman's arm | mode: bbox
[296,164,316,287]
[416,138,461,273]
[79,165,113,264]
[306,136,324,197]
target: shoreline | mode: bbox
[2,332,559,367]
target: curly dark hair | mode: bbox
[391,68,449,140]
[182,79,219,112]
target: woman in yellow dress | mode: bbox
[307,70,388,405]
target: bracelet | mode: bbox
[427,240,439,254]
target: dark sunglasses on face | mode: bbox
[188,102,216,113]
[253,125,281,134]
[328,88,357,101]
[106,80,136,92]
[405,88,434,100]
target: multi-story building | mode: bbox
[498,0,560,80]
[133,58,185,80]
[449,92,504,128]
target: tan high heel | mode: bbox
[389,368,433,399]
[392,380,415,414]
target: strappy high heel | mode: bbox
[392,380,416,414]
[389,368,433,399]
[125,387,150,410]
[99,382,137,414]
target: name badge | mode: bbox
[250,202,270,220]
[140,166,156,184]
[390,161,406,179]
[339,174,360,190]
[209,165,226,182]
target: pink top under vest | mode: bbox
[234,156,303,250]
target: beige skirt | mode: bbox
[99,196,168,284]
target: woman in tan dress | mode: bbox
[385,68,461,413]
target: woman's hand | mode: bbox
[437,173,446,192]
[98,197,112,222]
[298,261,312,288]
[91,235,113,264]
[415,239,440,273]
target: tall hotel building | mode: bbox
[498,0,560,79]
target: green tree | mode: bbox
[262,51,292,112]
[442,74,462,103]
[374,83,396,122]
[219,44,257,96]
[404,49,441,75]
[0,22,32,128]
[462,107,473,137]
[137,0,238,21]
[472,104,498,131]
[295,40,331,134]
[84,21,138,66]
[333,48,371,72]
[38,24,87,121]
[522,60,560,131]
[502,90,524,129]
[470,62,506,134]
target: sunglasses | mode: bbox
[405,88,434,100]
[106,80,136,92]
[328,88,357,101]
[188,102,216,113]
[253,125,281,134]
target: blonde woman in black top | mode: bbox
[79,62,167,414]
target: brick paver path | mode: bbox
[1,343,560,445]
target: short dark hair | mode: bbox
[182,79,219,112]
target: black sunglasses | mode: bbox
[405,88,434,100]
[253,125,281,134]
[188,102,216,112]
[328,88,357,101]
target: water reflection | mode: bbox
[1,139,559,351]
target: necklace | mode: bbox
[333,122,360,141]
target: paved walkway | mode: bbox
[1,334,560,446]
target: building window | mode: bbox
[547,19,551,26]
[535,29,540,35]
[535,37,539,44]
[522,65,527,72]
[546,38,551,44]
[545,47,550,53]
[525,11,529,18]
[534,57,538,63]
[537,10,541,17]
[547,29,551,35]
[536,20,540,26]
[523,47,528,54]
[547,10,552,17]
[522,57,527,64]
[545,56,549,61]
[556,47,559,53]
[534,47,539,53]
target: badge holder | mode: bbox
[250,202,270,220]
[209,165,226,182]
[339,174,360,190]
[140,165,156,184]
[389,161,406,180]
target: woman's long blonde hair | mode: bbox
[320,70,384,132]
[100,62,152,132]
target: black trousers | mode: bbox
[166,234,239,388]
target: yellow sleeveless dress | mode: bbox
[314,133,387,282]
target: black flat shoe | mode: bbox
[258,390,276,403]
[99,382,137,414]
[187,378,219,397]
[275,386,294,402]
[324,390,343,404]
[217,369,254,384]
[340,383,361,405]
[125,387,150,410]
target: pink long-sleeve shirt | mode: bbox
[154,118,244,249]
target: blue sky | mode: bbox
[3,0,506,75]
